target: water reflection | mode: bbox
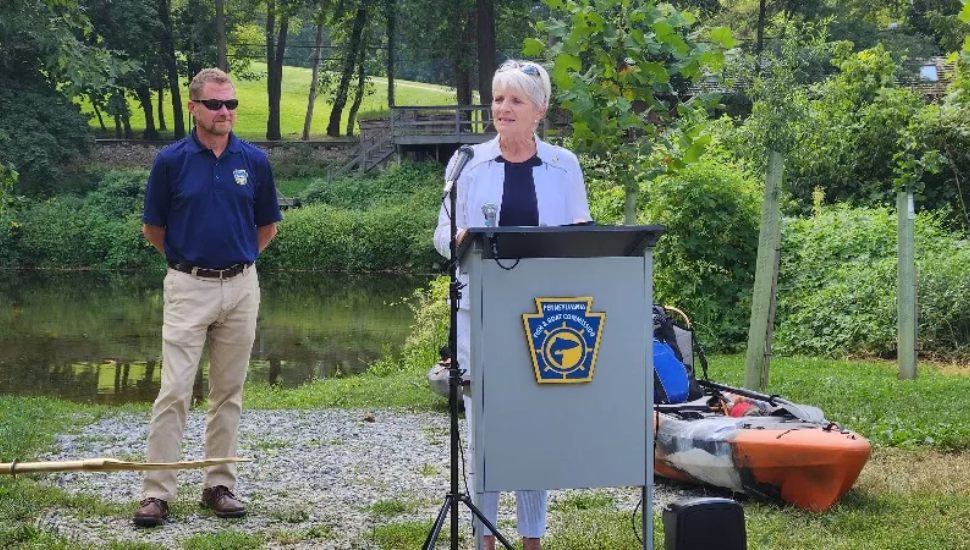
[0,270,428,405]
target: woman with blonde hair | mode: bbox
[433,59,591,550]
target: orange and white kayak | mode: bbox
[653,393,871,512]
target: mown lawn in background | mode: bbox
[4,355,970,548]
[79,62,463,141]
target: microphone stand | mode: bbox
[423,160,514,550]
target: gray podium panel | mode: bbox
[469,256,651,492]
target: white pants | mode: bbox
[142,266,259,501]
[460,308,547,538]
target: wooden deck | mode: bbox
[390,105,496,146]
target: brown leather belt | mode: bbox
[168,261,252,280]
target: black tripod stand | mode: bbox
[423,147,514,550]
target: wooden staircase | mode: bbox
[328,120,394,179]
[327,106,497,179]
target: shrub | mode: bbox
[0,76,93,196]
[259,201,439,272]
[639,158,762,351]
[300,162,442,209]
[3,163,441,272]
[85,169,149,219]
[9,169,165,269]
[776,206,970,358]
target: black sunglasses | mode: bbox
[192,98,239,111]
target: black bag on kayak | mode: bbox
[652,305,703,403]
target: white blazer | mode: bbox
[433,136,592,308]
[433,136,591,258]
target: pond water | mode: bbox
[0,270,430,405]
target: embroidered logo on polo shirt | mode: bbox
[233,169,249,185]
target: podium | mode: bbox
[459,225,664,549]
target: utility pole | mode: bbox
[897,190,917,379]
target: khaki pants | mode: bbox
[142,266,260,501]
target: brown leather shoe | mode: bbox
[133,497,169,527]
[201,485,246,518]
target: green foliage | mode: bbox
[776,206,970,358]
[259,162,443,272]
[721,40,970,225]
[0,0,119,97]
[3,163,442,272]
[742,23,831,156]
[0,161,15,215]
[792,46,924,207]
[532,0,728,221]
[10,169,159,269]
[0,77,94,196]
[641,157,762,350]
[583,153,762,350]
[300,162,441,209]
[258,202,438,272]
[895,99,970,230]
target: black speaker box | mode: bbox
[662,497,747,550]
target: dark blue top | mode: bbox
[497,155,541,227]
[142,131,282,268]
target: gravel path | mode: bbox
[37,409,713,549]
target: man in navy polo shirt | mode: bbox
[134,68,282,527]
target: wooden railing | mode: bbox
[390,105,493,139]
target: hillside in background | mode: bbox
[80,63,462,141]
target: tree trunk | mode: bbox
[123,112,134,139]
[347,39,368,137]
[756,0,767,72]
[327,2,368,137]
[93,102,107,131]
[157,87,167,131]
[114,114,122,139]
[136,86,159,140]
[158,0,185,137]
[385,0,396,108]
[302,22,326,141]
[476,0,496,106]
[216,0,227,71]
[265,0,280,140]
[744,149,785,391]
[454,16,475,107]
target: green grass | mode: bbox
[181,531,264,550]
[243,364,445,411]
[80,63,462,141]
[367,498,423,518]
[275,177,313,198]
[702,354,970,450]
[5,356,970,548]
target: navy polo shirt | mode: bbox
[142,131,282,268]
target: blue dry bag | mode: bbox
[653,338,690,404]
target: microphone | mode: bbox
[481,202,499,257]
[442,145,475,197]
[482,202,498,228]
